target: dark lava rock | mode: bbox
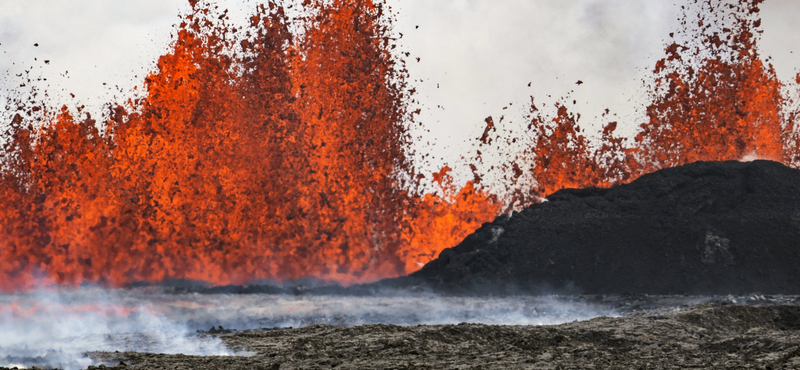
[86,304,800,369]
[395,160,800,295]
[201,325,236,334]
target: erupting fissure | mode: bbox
[0,0,798,291]
[0,0,499,290]
[480,0,800,207]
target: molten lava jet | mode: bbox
[474,0,799,208]
[0,0,798,291]
[0,0,499,290]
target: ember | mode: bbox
[0,0,498,290]
[481,0,799,207]
[0,0,798,291]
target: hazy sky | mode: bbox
[2,0,799,177]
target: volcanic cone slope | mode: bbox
[398,160,800,295]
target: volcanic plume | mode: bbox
[1,0,799,291]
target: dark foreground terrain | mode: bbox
[20,302,792,370]
[396,160,800,295]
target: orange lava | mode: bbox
[1,0,798,291]
[487,0,798,206]
[0,0,499,290]
[0,301,135,318]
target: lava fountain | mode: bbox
[0,0,499,291]
[0,0,799,290]
[1,0,800,369]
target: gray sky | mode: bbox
[1,0,799,179]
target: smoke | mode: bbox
[0,287,239,370]
[4,288,800,369]
[741,152,767,162]
[158,291,619,329]
[0,286,620,368]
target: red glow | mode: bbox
[0,0,499,290]
[488,0,798,206]
[0,301,135,318]
[1,0,798,291]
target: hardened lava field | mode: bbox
[84,300,800,370]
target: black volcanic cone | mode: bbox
[393,160,800,295]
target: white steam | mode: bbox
[0,287,238,370]
[0,287,623,369]
[161,292,618,329]
[740,152,769,162]
[1,286,797,370]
